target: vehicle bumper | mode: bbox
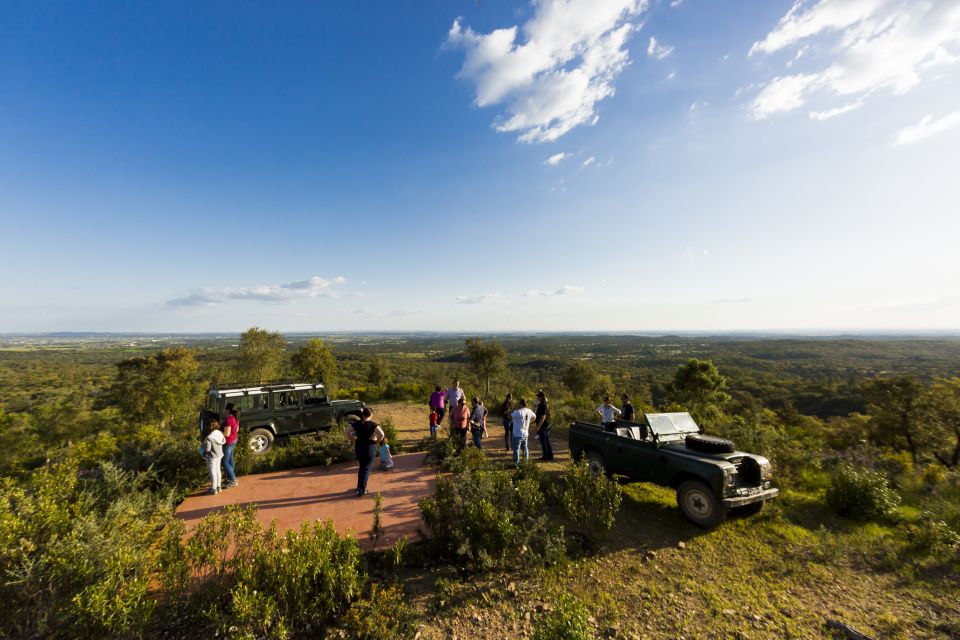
[722,487,779,508]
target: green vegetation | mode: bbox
[1,331,959,637]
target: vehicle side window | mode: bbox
[303,390,328,405]
[274,392,300,408]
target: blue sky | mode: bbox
[1,0,958,332]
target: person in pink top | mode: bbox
[429,385,447,425]
[221,403,240,488]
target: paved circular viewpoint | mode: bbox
[175,452,435,551]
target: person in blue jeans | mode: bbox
[221,403,240,488]
[469,397,488,450]
[511,398,536,466]
[346,407,385,497]
[534,390,553,461]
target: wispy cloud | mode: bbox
[647,35,674,60]
[809,99,864,121]
[749,0,960,119]
[446,0,647,143]
[168,276,347,307]
[544,151,571,166]
[456,285,585,304]
[894,111,960,146]
[581,156,597,168]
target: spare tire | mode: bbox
[685,433,735,454]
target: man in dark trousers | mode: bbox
[535,389,553,461]
[346,407,384,497]
[620,394,636,422]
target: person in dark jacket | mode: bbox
[535,390,553,461]
[500,393,514,452]
[346,407,384,497]
[620,394,636,422]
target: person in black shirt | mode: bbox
[535,389,553,461]
[346,407,384,497]
[620,394,636,422]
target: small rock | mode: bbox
[677,541,686,549]
[752,614,762,622]
[722,609,736,617]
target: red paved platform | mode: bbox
[175,452,435,551]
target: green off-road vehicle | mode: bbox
[199,380,365,454]
[569,412,778,528]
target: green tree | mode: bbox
[464,337,507,397]
[291,338,337,389]
[561,361,599,397]
[107,347,200,429]
[367,357,392,389]
[918,378,960,468]
[665,358,730,426]
[865,376,924,463]
[236,327,286,383]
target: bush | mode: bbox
[342,582,414,639]
[0,461,175,639]
[246,430,354,475]
[531,592,593,640]
[826,463,902,522]
[555,459,622,550]
[419,463,564,571]
[157,505,366,638]
[380,416,403,453]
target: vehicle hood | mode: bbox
[659,442,753,462]
[330,399,364,407]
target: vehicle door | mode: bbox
[301,389,334,431]
[271,391,303,436]
[610,430,658,482]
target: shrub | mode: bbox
[342,582,414,639]
[423,436,458,467]
[555,459,622,550]
[531,592,593,640]
[246,430,353,475]
[380,416,403,453]
[419,464,563,571]
[826,463,902,522]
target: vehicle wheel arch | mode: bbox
[669,471,707,490]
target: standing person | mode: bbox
[450,396,470,449]
[620,394,636,422]
[221,403,240,489]
[511,398,536,466]
[500,393,515,452]
[469,397,488,450]
[446,380,465,428]
[534,390,553,461]
[202,419,226,495]
[597,395,622,432]
[429,385,446,426]
[429,408,440,439]
[346,408,384,497]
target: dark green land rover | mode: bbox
[199,380,366,454]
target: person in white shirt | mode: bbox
[511,398,537,466]
[202,419,227,495]
[597,395,622,432]
[446,379,465,426]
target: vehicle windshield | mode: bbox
[644,413,700,438]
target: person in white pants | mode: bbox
[203,419,226,495]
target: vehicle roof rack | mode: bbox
[211,379,325,393]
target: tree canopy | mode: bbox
[291,338,337,389]
[465,337,507,396]
[236,327,286,383]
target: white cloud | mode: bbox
[670,0,683,7]
[168,276,346,307]
[809,98,864,120]
[749,0,960,119]
[544,151,571,165]
[446,0,647,143]
[455,285,585,304]
[894,110,960,145]
[581,156,597,167]
[647,35,674,59]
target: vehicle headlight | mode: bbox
[724,467,737,487]
[760,462,773,480]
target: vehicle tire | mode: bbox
[732,501,763,518]
[685,433,735,454]
[248,428,274,455]
[677,480,727,528]
[585,450,610,479]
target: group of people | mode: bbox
[428,380,553,466]
[200,403,240,495]
[597,393,636,431]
